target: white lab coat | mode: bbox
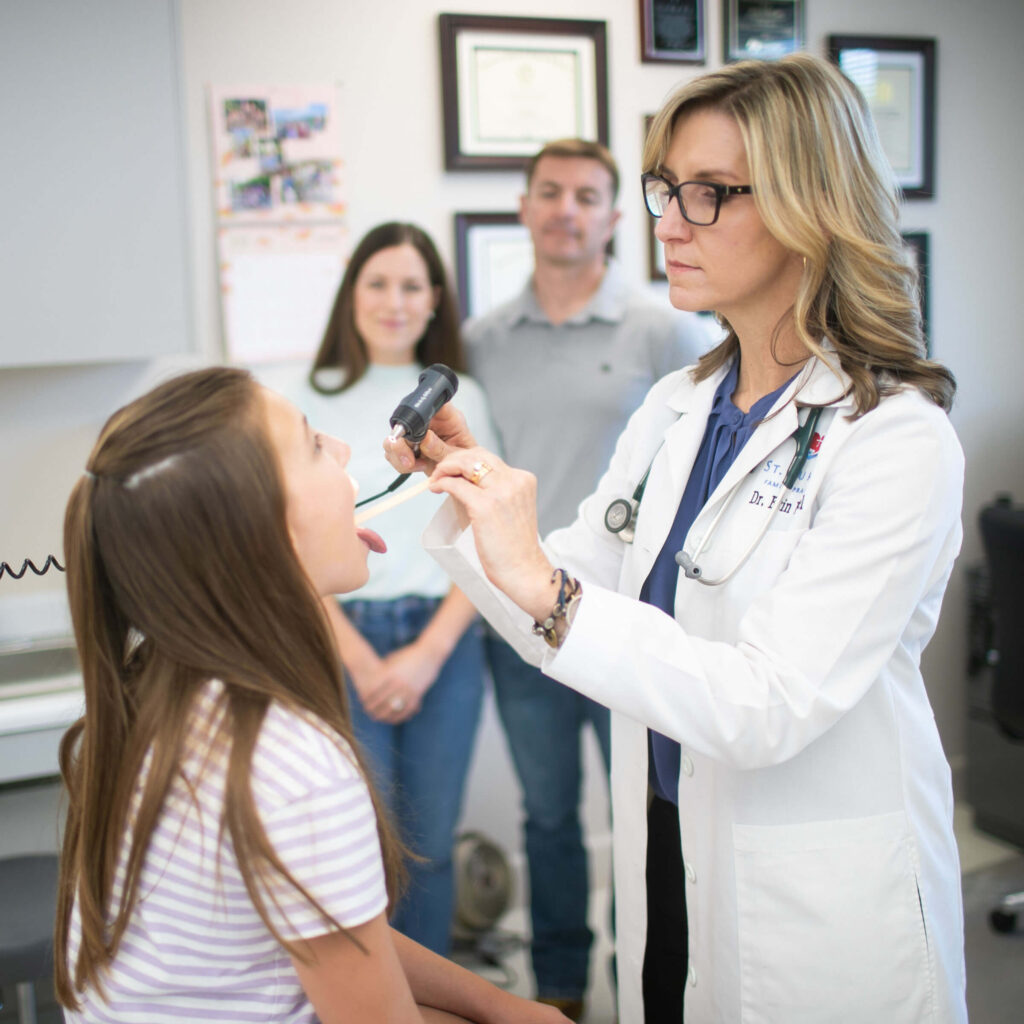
[425,350,968,1023]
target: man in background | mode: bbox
[463,138,712,1021]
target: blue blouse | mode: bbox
[640,358,796,803]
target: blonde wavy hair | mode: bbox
[643,53,954,415]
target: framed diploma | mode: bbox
[648,219,668,282]
[642,116,667,282]
[724,0,803,63]
[639,1,705,64]
[439,14,609,171]
[902,231,931,353]
[454,212,534,319]
[829,35,936,199]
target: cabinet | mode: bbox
[0,0,191,366]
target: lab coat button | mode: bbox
[681,755,694,776]
[687,965,697,987]
[685,861,696,884]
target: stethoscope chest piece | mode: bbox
[604,498,633,532]
[604,498,637,543]
[604,464,652,545]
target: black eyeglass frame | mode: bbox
[641,172,753,226]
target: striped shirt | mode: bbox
[66,681,388,1022]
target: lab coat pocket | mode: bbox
[733,813,934,1024]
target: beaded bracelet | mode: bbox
[532,568,583,649]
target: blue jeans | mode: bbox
[343,596,484,955]
[486,631,611,1001]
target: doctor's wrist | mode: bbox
[511,565,559,623]
[530,569,583,649]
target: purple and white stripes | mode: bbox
[65,681,388,1022]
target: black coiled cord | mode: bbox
[0,555,66,580]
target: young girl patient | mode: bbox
[54,367,566,1024]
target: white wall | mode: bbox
[2,0,1023,868]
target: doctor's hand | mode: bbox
[382,402,477,477]
[427,447,562,626]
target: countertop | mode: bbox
[0,643,83,784]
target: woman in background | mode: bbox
[268,222,498,954]
[55,366,565,1023]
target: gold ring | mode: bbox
[469,460,493,486]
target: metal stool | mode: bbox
[0,854,59,1024]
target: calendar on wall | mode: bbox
[208,84,349,363]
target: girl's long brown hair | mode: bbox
[310,221,466,393]
[643,54,956,416]
[55,367,405,1009]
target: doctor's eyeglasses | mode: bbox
[641,173,753,226]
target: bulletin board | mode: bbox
[209,84,349,364]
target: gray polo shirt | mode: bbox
[464,260,713,535]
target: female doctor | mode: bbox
[386,55,966,1023]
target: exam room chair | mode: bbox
[0,853,59,1024]
[977,496,1024,932]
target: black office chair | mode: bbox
[978,496,1024,932]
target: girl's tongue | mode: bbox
[357,527,387,554]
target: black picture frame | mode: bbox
[639,0,705,65]
[724,0,803,63]
[642,115,667,282]
[647,218,667,283]
[439,13,609,172]
[902,231,931,354]
[453,212,533,320]
[828,35,936,200]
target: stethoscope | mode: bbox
[604,405,825,587]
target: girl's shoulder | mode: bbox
[186,682,369,810]
[256,701,363,791]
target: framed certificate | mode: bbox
[439,14,609,171]
[639,1,705,64]
[648,219,668,282]
[642,116,667,282]
[829,35,936,199]
[454,212,534,319]
[902,231,931,353]
[724,0,803,63]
